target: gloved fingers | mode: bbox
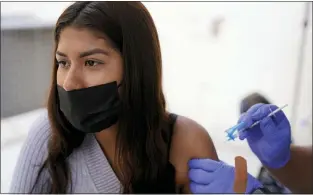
[241,128,265,141]
[251,104,279,121]
[246,103,265,114]
[188,159,222,172]
[268,105,287,124]
[238,113,253,130]
[188,168,215,184]
[260,116,276,136]
[238,130,248,140]
[190,182,211,194]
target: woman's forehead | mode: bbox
[57,27,111,54]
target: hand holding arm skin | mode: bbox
[188,158,262,194]
[239,103,312,193]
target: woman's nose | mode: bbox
[62,68,84,91]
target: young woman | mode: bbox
[10,2,218,193]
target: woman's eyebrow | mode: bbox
[56,51,67,57]
[79,48,109,57]
[56,48,109,58]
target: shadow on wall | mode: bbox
[1,28,54,118]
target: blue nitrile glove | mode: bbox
[238,103,292,169]
[188,159,262,194]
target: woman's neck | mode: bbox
[95,123,118,151]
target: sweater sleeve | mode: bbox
[9,111,52,193]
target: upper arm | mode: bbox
[267,145,313,193]
[9,111,52,193]
[169,115,218,193]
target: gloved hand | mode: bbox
[238,103,292,169]
[188,159,262,194]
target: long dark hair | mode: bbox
[34,2,170,193]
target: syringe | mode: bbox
[225,104,288,141]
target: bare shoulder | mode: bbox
[170,115,218,164]
[169,115,218,192]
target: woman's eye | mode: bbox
[85,60,102,67]
[57,60,69,68]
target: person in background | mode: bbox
[9,2,219,194]
[239,93,291,193]
[189,102,313,193]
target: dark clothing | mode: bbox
[133,113,180,193]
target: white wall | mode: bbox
[145,2,312,146]
[292,2,312,146]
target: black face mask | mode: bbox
[57,81,121,133]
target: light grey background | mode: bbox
[1,29,54,118]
